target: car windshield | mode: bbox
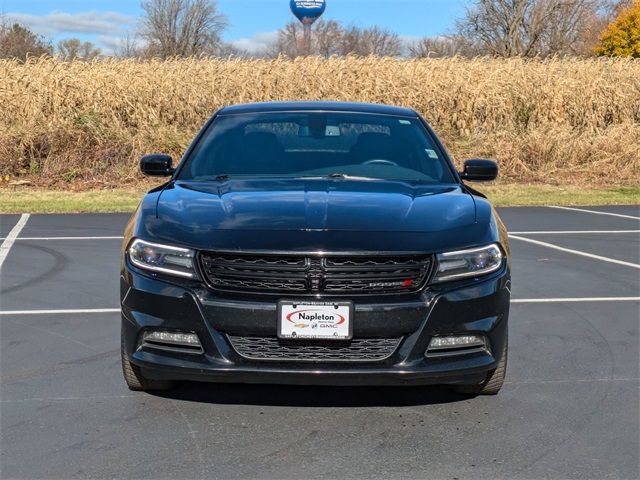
[177,112,456,183]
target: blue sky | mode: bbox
[0,0,469,54]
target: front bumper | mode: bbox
[121,266,510,387]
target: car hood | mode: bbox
[141,179,494,252]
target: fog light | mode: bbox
[144,331,200,347]
[428,335,486,350]
[426,334,488,359]
[142,330,202,353]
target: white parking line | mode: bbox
[510,235,640,269]
[0,213,30,269]
[511,297,640,304]
[510,230,640,235]
[0,308,120,316]
[548,205,640,220]
[1,298,639,315]
[507,377,640,385]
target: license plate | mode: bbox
[278,301,353,341]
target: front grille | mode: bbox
[228,335,402,362]
[199,253,432,295]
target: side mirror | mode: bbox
[460,159,498,182]
[140,154,174,177]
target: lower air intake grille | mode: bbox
[228,335,401,362]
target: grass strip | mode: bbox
[0,184,637,214]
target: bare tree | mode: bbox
[116,32,144,58]
[140,0,227,58]
[339,25,402,56]
[58,38,101,61]
[542,0,605,54]
[314,20,344,57]
[270,21,401,58]
[215,42,250,58]
[0,19,52,61]
[608,0,633,13]
[574,0,634,54]
[407,36,479,58]
[269,21,305,58]
[269,20,343,58]
[456,0,605,57]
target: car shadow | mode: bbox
[155,382,472,407]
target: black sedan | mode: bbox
[120,101,510,395]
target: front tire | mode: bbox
[455,336,507,396]
[121,331,174,391]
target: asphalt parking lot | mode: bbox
[1,205,639,480]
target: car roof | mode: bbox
[218,101,418,117]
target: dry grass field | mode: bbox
[0,56,638,191]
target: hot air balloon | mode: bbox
[289,0,326,54]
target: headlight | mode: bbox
[128,239,196,278]
[432,244,503,283]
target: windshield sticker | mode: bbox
[398,119,411,125]
[425,149,439,159]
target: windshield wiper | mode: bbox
[325,173,378,181]
[292,173,379,181]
